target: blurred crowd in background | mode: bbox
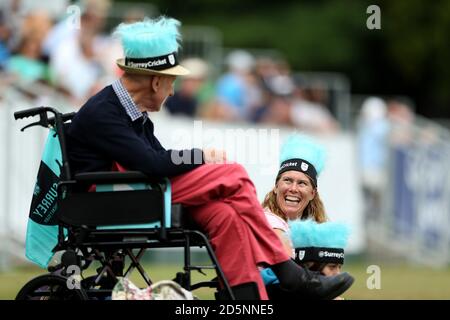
[0,0,131,105]
[0,0,418,135]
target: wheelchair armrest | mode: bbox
[74,171,165,185]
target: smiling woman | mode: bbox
[275,171,316,220]
[260,134,354,299]
[262,134,328,232]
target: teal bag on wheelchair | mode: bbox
[25,129,62,268]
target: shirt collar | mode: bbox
[112,79,148,123]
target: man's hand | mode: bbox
[203,148,227,164]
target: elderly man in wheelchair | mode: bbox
[14,16,353,300]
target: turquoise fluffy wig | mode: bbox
[113,16,182,58]
[289,219,350,249]
[277,134,326,187]
[260,219,351,285]
[279,134,326,175]
[289,219,350,265]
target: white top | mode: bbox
[264,208,295,258]
[264,208,290,233]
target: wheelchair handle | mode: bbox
[14,106,62,121]
[14,106,73,181]
[14,107,75,132]
[14,107,46,120]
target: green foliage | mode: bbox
[379,0,450,115]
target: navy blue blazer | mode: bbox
[67,85,204,178]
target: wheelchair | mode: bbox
[13,106,240,300]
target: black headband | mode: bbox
[278,158,317,186]
[125,52,178,71]
[294,247,345,265]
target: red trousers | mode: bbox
[170,163,290,299]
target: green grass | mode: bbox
[0,262,218,300]
[343,263,450,300]
[2,262,450,300]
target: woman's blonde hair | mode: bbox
[262,175,327,223]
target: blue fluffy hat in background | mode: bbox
[289,219,350,264]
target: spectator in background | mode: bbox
[165,57,209,117]
[357,97,390,222]
[47,0,112,104]
[387,98,415,124]
[290,83,340,134]
[0,0,25,54]
[247,57,277,122]
[252,58,295,125]
[386,99,415,143]
[208,49,260,121]
[386,98,415,145]
[258,94,293,126]
[0,10,11,69]
[6,11,52,83]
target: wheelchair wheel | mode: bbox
[15,274,88,300]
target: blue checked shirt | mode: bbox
[112,79,148,123]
